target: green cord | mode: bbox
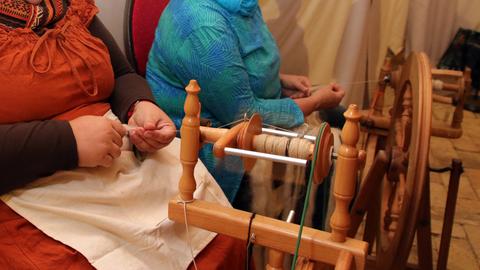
[290,123,325,270]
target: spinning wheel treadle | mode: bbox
[355,52,432,269]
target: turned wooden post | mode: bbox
[265,249,284,270]
[178,80,201,202]
[452,68,470,129]
[330,104,362,242]
[373,58,392,115]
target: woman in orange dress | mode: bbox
[0,0,179,267]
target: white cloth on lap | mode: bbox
[1,137,230,270]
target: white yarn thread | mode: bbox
[177,197,199,270]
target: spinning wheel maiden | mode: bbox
[350,52,433,269]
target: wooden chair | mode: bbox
[124,0,169,77]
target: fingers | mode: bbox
[101,121,124,167]
[129,130,164,153]
[127,103,176,153]
[130,123,176,153]
[111,128,123,147]
[294,79,311,96]
[99,140,122,167]
[109,141,122,158]
[282,88,309,99]
[328,83,345,99]
[281,74,312,96]
[100,154,114,168]
[142,121,158,130]
[290,92,305,99]
[145,126,176,144]
[110,120,127,137]
[299,77,312,96]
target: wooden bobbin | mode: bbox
[237,114,262,171]
[237,114,335,178]
[210,112,334,182]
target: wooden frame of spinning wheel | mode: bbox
[350,52,433,270]
[359,53,470,140]
[167,80,369,269]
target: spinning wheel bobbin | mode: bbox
[235,116,334,184]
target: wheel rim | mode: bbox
[376,52,432,269]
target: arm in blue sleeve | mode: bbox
[174,25,304,128]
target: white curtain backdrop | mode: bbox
[334,0,370,107]
[259,0,360,103]
[93,0,480,107]
[407,0,480,66]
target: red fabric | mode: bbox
[189,235,247,270]
[0,200,246,269]
[0,201,94,270]
[131,0,169,76]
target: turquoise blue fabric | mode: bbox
[146,0,304,201]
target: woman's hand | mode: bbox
[280,74,312,98]
[127,101,176,153]
[292,83,345,116]
[311,83,345,110]
[70,116,126,168]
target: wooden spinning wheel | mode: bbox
[169,80,369,269]
[376,53,432,268]
[350,52,432,270]
[168,52,435,270]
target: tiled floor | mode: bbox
[422,103,480,269]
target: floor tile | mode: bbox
[440,173,479,200]
[430,218,466,239]
[433,237,480,270]
[464,224,480,260]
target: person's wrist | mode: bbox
[127,100,155,119]
[279,74,290,87]
[127,100,141,119]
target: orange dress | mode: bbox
[0,0,111,268]
[0,1,248,269]
[0,0,113,124]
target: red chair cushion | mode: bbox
[131,0,169,76]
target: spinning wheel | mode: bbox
[170,80,369,269]
[168,52,434,270]
[376,53,432,268]
[351,52,432,269]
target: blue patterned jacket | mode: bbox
[147,0,304,201]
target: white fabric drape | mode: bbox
[334,0,370,107]
[259,0,383,108]
[407,0,480,66]
[2,137,230,270]
[259,0,358,100]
